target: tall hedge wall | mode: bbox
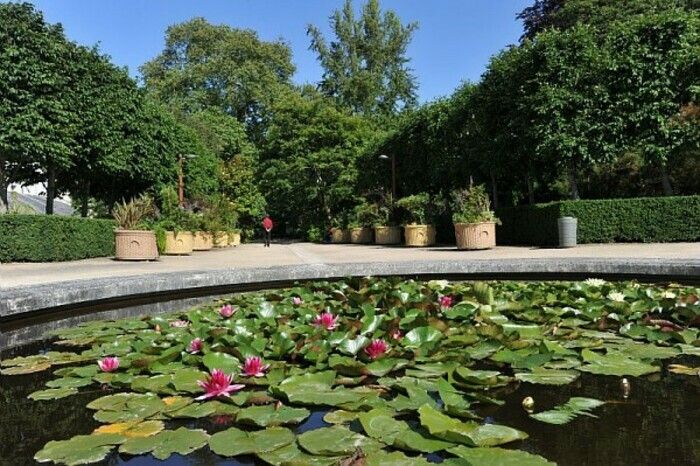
[496,195,700,245]
[0,215,115,262]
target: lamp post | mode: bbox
[378,154,396,198]
[178,153,197,207]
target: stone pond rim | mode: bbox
[1,258,698,324]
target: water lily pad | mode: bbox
[35,433,125,465]
[297,426,383,456]
[404,326,443,348]
[257,442,341,466]
[447,445,555,465]
[514,368,580,385]
[365,450,432,465]
[171,368,207,393]
[530,397,605,425]
[236,404,310,427]
[93,420,164,438]
[28,387,79,400]
[118,427,208,460]
[208,427,294,456]
[578,349,660,377]
[202,351,240,373]
[323,410,360,424]
[46,377,93,389]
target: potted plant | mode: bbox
[193,214,215,251]
[154,187,195,255]
[451,184,499,250]
[113,195,159,261]
[349,201,376,244]
[373,193,401,245]
[330,211,351,243]
[396,193,441,247]
[208,196,238,248]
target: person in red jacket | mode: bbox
[262,214,273,247]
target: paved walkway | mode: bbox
[1,242,698,289]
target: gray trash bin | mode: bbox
[558,216,577,248]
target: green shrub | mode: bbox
[306,225,324,243]
[0,215,115,262]
[451,184,499,224]
[496,195,700,245]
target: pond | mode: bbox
[1,278,699,465]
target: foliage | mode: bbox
[496,195,700,245]
[0,214,114,262]
[306,225,324,243]
[451,184,498,224]
[112,195,155,231]
[350,200,382,228]
[307,0,418,116]
[5,278,700,464]
[396,193,443,225]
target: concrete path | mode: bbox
[1,242,698,289]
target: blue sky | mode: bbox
[23,0,530,103]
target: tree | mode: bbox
[259,87,373,231]
[0,2,76,213]
[141,18,295,129]
[308,0,418,116]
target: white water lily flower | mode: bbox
[585,278,606,287]
[661,291,677,299]
[607,291,626,302]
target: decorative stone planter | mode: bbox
[114,230,158,261]
[374,226,401,245]
[350,227,373,244]
[454,222,496,250]
[164,231,194,255]
[228,232,241,247]
[214,231,229,248]
[331,228,350,244]
[193,231,214,251]
[403,224,436,247]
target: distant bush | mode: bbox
[306,225,324,243]
[0,215,115,262]
[496,195,700,245]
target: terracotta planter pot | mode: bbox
[374,226,401,245]
[114,230,158,261]
[228,232,241,247]
[214,231,229,248]
[454,222,496,250]
[164,231,194,255]
[331,228,350,243]
[403,224,436,247]
[193,231,214,250]
[350,227,373,244]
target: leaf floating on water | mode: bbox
[297,426,384,456]
[208,426,294,456]
[578,349,660,377]
[530,397,605,425]
[28,387,79,401]
[236,404,310,427]
[515,368,580,386]
[35,433,125,466]
[93,420,164,438]
[668,364,700,376]
[447,445,556,465]
[118,427,208,460]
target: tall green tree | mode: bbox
[308,0,418,116]
[141,18,295,129]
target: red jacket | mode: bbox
[262,216,273,231]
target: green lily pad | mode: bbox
[530,397,605,425]
[404,326,443,348]
[29,387,79,400]
[202,351,240,373]
[236,404,310,427]
[447,445,555,465]
[208,427,294,456]
[514,368,580,385]
[297,426,384,456]
[365,450,432,465]
[118,427,208,460]
[257,442,342,466]
[578,349,660,377]
[35,433,125,465]
[171,368,207,393]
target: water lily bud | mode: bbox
[522,396,535,411]
[620,378,631,399]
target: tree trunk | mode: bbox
[526,171,535,205]
[0,163,8,212]
[490,170,499,210]
[568,163,580,200]
[80,180,91,217]
[660,163,673,196]
[46,164,56,215]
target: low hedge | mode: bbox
[496,195,700,245]
[0,215,115,262]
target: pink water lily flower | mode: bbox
[390,329,403,340]
[439,295,454,309]
[365,339,389,360]
[188,338,203,354]
[196,369,245,400]
[313,312,339,330]
[243,356,270,377]
[170,319,189,328]
[219,304,236,318]
[97,356,120,372]
[292,297,303,306]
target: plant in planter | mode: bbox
[396,193,443,247]
[451,183,500,250]
[113,195,159,260]
[328,211,350,244]
[348,201,378,244]
[373,193,401,245]
[153,187,196,255]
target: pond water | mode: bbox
[1,279,699,465]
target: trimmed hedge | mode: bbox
[0,215,115,262]
[496,195,700,245]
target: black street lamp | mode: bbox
[378,154,396,198]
